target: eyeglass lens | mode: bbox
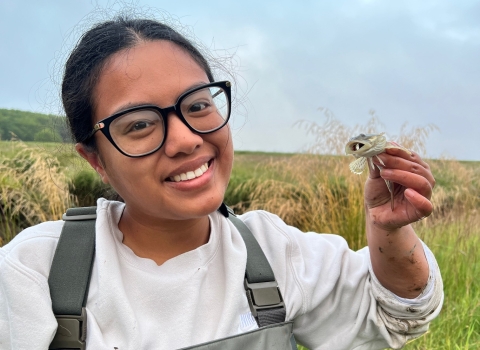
[109,86,229,156]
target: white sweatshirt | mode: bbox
[0,199,443,350]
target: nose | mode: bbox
[163,112,203,157]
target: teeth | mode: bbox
[170,162,209,182]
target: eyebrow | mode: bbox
[109,81,210,116]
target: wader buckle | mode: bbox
[49,307,87,350]
[244,279,285,317]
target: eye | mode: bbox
[110,109,162,139]
[188,102,210,113]
[125,120,155,133]
[180,88,216,118]
[130,120,152,131]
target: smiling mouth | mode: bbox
[168,161,211,182]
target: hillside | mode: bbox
[0,108,70,142]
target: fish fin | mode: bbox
[368,157,375,170]
[349,157,367,174]
[375,154,385,167]
[384,179,393,193]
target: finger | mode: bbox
[384,147,430,170]
[380,168,433,199]
[404,188,433,219]
[368,158,382,179]
[374,153,435,189]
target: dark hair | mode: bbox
[62,17,214,149]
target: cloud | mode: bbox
[1,0,479,159]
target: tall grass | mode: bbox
[232,155,368,250]
[0,119,479,348]
[295,110,438,156]
[428,159,480,220]
[403,214,480,349]
[229,116,479,349]
[230,155,480,349]
[0,141,74,244]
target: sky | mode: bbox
[1,0,479,160]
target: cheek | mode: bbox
[103,158,152,200]
[220,124,233,149]
[96,144,145,190]
[218,126,234,166]
[203,126,233,180]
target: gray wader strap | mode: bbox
[48,207,97,350]
[179,321,296,350]
[48,204,292,349]
[219,203,287,328]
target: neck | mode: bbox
[118,207,211,265]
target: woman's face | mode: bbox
[84,40,234,222]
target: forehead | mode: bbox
[93,40,209,122]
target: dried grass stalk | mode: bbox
[0,141,75,243]
[233,155,368,250]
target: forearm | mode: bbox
[366,211,429,298]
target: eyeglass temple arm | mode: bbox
[83,122,105,143]
[212,90,222,98]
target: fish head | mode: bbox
[345,132,387,157]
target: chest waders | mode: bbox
[48,204,297,350]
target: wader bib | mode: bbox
[48,205,297,350]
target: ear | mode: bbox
[75,143,110,184]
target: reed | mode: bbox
[0,122,478,348]
[232,155,368,249]
[402,213,480,349]
[0,141,75,244]
[229,116,479,349]
[295,110,438,156]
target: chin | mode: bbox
[157,193,223,221]
[190,197,224,218]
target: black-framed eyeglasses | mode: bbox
[85,81,232,157]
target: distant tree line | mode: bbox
[0,109,72,142]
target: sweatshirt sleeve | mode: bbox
[361,242,443,347]
[0,222,63,350]
[239,211,443,350]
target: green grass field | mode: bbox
[1,140,479,349]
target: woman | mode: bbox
[0,17,443,349]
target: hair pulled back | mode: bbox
[62,17,214,148]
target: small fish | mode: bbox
[345,132,411,210]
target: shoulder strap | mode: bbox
[48,206,96,350]
[48,204,286,349]
[219,203,286,328]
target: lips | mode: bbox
[168,161,210,182]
